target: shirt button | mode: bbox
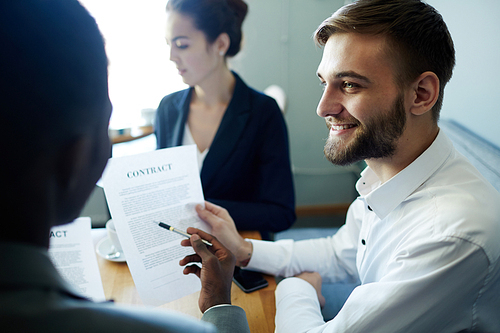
[361,239,366,245]
[368,205,373,211]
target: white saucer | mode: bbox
[96,237,126,262]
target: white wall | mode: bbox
[232,0,350,168]
[429,0,500,148]
[230,0,359,206]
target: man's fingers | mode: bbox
[295,272,325,307]
[187,227,216,244]
[195,205,221,228]
[319,294,326,308]
[179,253,201,266]
[190,234,214,260]
[189,232,235,267]
[188,227,228,251]
[203,201,230,219]
[197,201,219,213]
[180,227,229,259]
[183,264,201,278]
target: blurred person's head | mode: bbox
[0,0,111,247]
[165,0,248,86]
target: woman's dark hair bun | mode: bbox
[167,0,248,57]
[226,0,248,27]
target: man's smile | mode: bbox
[330,124,357,131]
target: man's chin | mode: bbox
[324,146,362,166]
[324,137,360,166]
[326,156,362,167]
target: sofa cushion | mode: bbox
[440,119,500,192]
[274,227,340,242]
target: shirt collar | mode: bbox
[356,129,453,219]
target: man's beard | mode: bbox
[324,94,407,166]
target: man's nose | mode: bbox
[316,87,343,118]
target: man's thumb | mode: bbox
[191,234,210,257]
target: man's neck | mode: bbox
[0,210,53,249]
[366,125,439,184]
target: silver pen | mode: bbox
[157,221,213,246]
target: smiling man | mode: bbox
[318,33,409,169]
[194,0,500,332]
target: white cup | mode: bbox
[106,219,122,253]
[141,108,156,126]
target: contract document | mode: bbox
[102,145,209,306]
[48,217,106,301]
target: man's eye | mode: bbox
[343,81,356,89]
[319,82,327,90]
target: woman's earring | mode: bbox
[219,51,224,56]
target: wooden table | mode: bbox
[94,230,276,333]
[110,125,154,144]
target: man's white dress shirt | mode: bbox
[247,130,500,332]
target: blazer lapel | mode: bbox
[201,73,251,189]
[172,88,192,146]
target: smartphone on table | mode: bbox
[233,266,269,293]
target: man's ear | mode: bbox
[53,135,98,225]
[56,136,92,194]
[409,71,440,116]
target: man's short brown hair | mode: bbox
[315,0,455,122]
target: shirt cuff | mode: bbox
[245,238,294,275]
[274,277,325,332]
[201,304,250,333]
[276,277,320,307]
[204,303,232,312]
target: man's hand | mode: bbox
[179,228,235,313]
[196,201,253,266]
[295,272,326,308]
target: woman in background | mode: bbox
[155,0,295,237]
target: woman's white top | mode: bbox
[182,123,208,173]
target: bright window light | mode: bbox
[79,0,187,129]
